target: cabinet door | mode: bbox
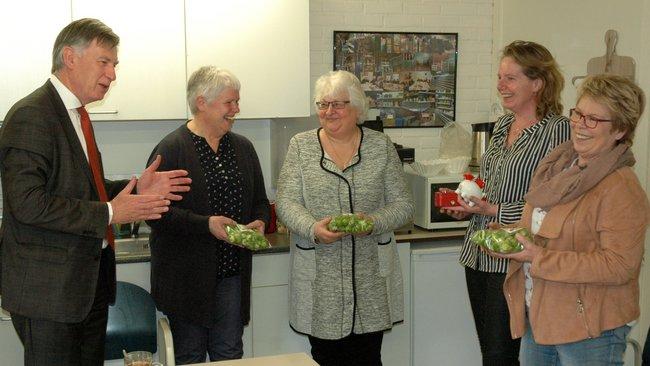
[185,0,310,119]
[250,285,310,357]
[0,1,71,121]
[0,308,22,366]
[382,244,411,366]
[250,252,310,356]
[72,0,187,121]
[411,244,481,365]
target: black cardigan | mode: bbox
[146,123,270,327]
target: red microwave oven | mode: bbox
[405,171,470,230]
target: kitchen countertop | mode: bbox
[115,226,467,264]
[197,352,318,366]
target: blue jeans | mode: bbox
[521,318,630,366]
[167,275,243,365]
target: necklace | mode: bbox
[323,129,360,169]
[510,117,539,136]
[506,118,537,147]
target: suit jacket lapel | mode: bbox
[44,80,98,196]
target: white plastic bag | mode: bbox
[439,122,472,158]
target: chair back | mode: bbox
[105,281,157,360]
[157,317,175,366]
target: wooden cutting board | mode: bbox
[586,29,635,80]
[572,29,635,85]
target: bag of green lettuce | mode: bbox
[470,227,532,254]
[225,224,271,251]
[327,213,374,234]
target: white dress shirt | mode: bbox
[49,75,113,248]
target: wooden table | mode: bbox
[195,353,319,366]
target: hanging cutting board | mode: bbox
[587,29,635,79]
[572,30,636,85]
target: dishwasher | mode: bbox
[411,243,481,365]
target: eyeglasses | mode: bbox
[315,101,350,110]
[569,108,613,129]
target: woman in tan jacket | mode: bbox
[489,74,649,365]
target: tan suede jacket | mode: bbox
[503,167,649,345]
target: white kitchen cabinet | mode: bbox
[411,242,481,366]
[251,285,310,356]
[185,0,310,119]
[382,243,411,366]
[0,1,71,121]
[0,306,23,365]
[250,252,310,357]
[72,0,187,121]
[116,260,152,292]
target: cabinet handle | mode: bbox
[88,110,118,115]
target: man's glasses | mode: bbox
[315,101,350,110]
[569,108,613,129]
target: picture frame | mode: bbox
[334,31,458,128]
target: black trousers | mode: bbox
[308,331,383,366]
[465,266,520,366]
[11,248,111,366]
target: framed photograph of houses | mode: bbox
[334,31,458,128]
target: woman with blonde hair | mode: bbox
[491,74,648,365]
[442,40,570,365]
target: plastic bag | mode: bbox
[439,122,472,159]
[225,224,271,251]
[470,227,532,254]
[328,214,374,234]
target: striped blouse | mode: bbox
[458,113,571,273]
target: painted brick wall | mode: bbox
[309,0,494,161]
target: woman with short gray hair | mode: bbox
[147,66,270,364]
[276,70,414,365]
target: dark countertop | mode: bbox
[116,226,467,264]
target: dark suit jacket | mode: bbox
[146,125,270,327]
[0,80,128,323]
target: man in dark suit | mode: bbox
[0,18,191,365]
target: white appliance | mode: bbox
[0,305,23,365]
[405,172,470,230]
[411,244,481,365]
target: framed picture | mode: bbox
[334,31,458,128]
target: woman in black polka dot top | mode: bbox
[146,66,270,364]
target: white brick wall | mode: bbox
[309,0,494,161]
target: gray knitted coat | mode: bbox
[276,127,414,340]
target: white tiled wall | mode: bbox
[309,0,495,161]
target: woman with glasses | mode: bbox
[489,74,648,365]
[146,66,270,364]
[276,70,414,366]
[441,40,570,365]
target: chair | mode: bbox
[626,322,649,366]
[157,317,175,366]
[104,282,157,360]
[628,337,642,366]
[642,324,650,366]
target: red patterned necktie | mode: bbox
[77,106,115,249]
